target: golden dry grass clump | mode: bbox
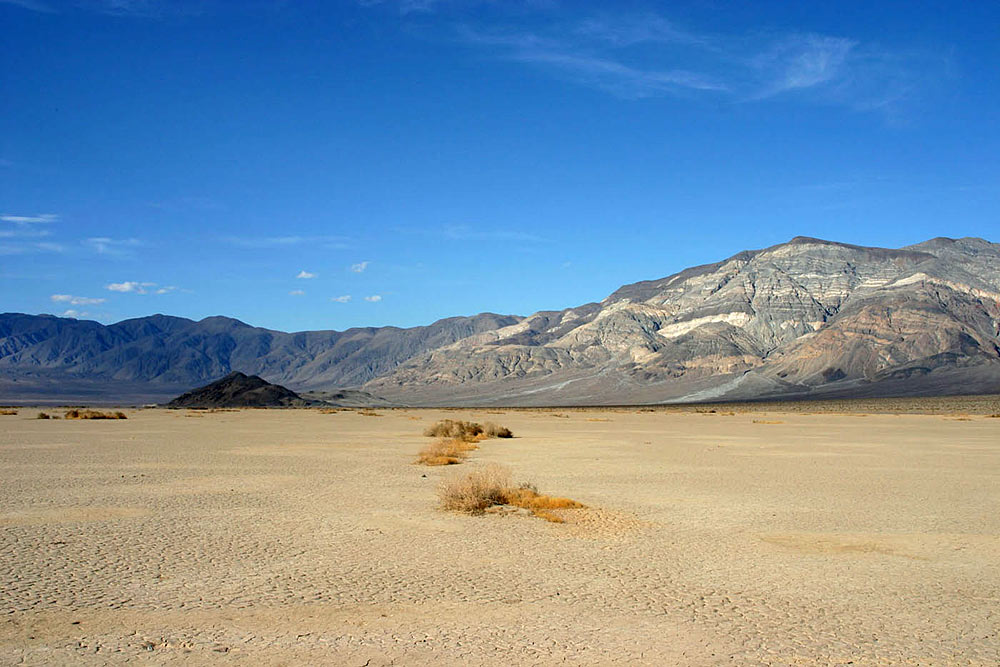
[357,409,382,417]
[438,464,584,523]
[482,422,513,438]
[0,408,17,416]
[424,419,484,440]
[36,412,52,419]
[64,409,127,420]
[416,438,480,466]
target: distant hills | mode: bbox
[2,236,998,405]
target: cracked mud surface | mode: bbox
[2,407,998,664]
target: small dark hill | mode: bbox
[167,372,316,408]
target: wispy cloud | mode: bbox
[289,289,305,296]
[51,294,106,306]
[296,270,317,279]
[461,26,724,99]
[0,0,56,13]
[364,295,383,302]
[331,295,352,303]
[82,0,165,17]
[1,213,59,224]
[84,237,142,256]
[106,281,156,294]
[356,0,452,15]
[0,228,50,239]
[0,213,61,253]
[448,13,936,111]
[225,235,350,250]
[60,309,92,319]
[0,241,64,255]
[2,0,203,17]
[350,261,370,273]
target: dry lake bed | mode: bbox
[1,403,999,665]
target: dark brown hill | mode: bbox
[166,372,315,408]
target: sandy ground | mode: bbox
[1,406,998,665]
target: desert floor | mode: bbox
[1,405,998,665]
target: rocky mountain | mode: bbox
[166,372,316,408]
[0,311,520,404]
[366,236,1000,405]
[1,236,998,405]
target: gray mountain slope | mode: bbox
[365,236,1000,404]
[0,311,520,402]
[1,236,997,405]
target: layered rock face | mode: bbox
[366,237,1000,404]
[1,236,997,404]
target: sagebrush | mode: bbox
[424,419,512,441]
[438,464,583,522]
[64,409,127,420]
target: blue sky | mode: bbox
[2,0,997,332]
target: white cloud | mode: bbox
[51,294,106,306]
[1,0,199,17]
[452,14,933,112]
[84,237,142,256]
[106,281,156,294]
[289,289,305,296]
[154,286,177,295]
[296,270,317,279]
[0,228,50,239]
[364,295,383,302]
[225,235,350,249]
[350,261,370,273]
[331,295,352,303]
[60,309,91,319]
[0,241,65,255]
[1,213,59,224]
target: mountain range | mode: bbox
[2,236,998,405]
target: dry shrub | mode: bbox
[424,419,484,440]
[36,412,51,420]
[752,419,783,424]
[585,418,611,422]
[438,464,513,513]
[357,409,382,417]
[482,422,513,438]
[417,438,479,466]
[438,464,584,522]
[988,414,1000,418]
[424,419,513,441]
[0,409,17,416]
[64,409,127,420]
